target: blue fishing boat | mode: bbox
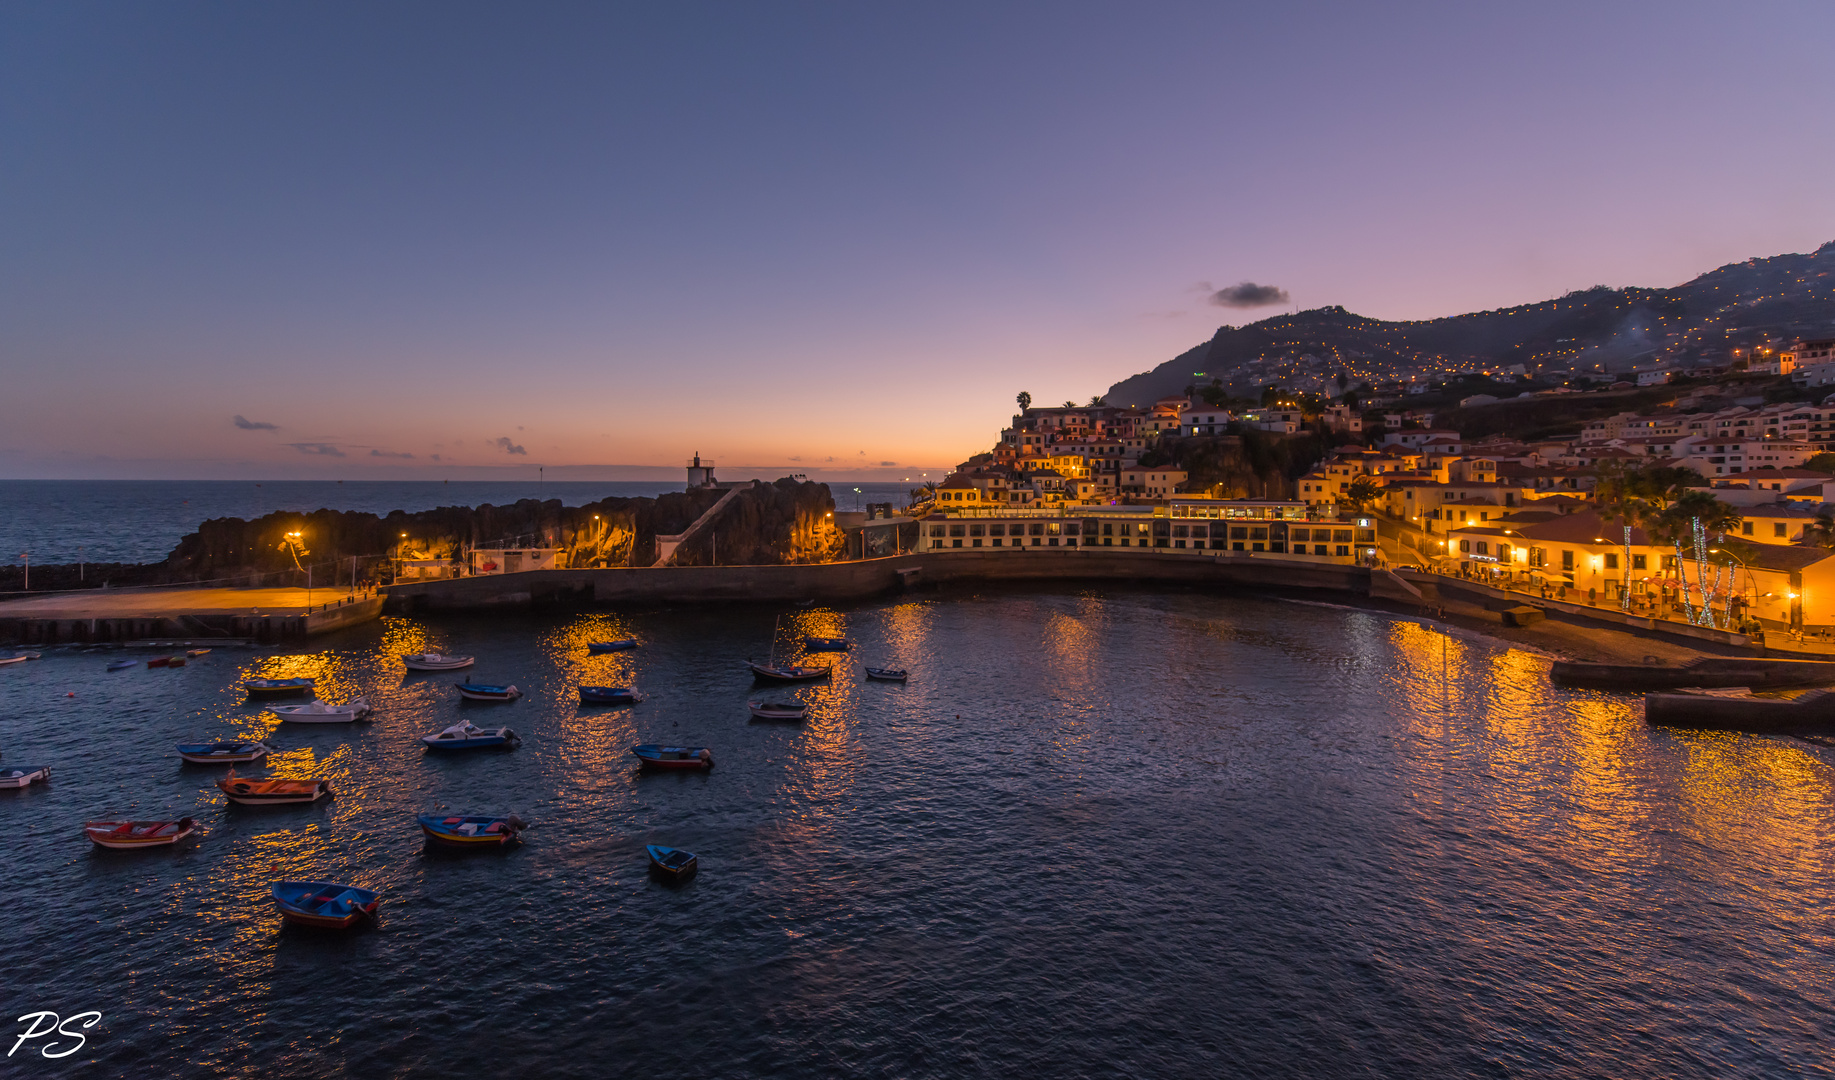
[417,813,527,848]
[580,686,645,705]
[631,744,713,770]
[421,721,521,751]
[803,636,852,652]
[271,880,380,929]
[646,844,697,880]
[244,677,315,699]
[106,659,138,672]
[456,681,521,702]
[587,639,638,653]
[176,740,271,764]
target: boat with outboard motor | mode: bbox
[580,686,645,705]
[106,658,138,672]
[244,677,315,698]
[646,844,698,881]
[217,774,333,805]
[403,653,474,671]
[864,666,908,682]
[748,662,831,684]
[177,741,271,764]
[456,681,520,702]
[587,639,637,653]
[0,764,51,788]
[271,880,380,929]
[747,700,808,721]
[266,697,373,723]
[417,813,528,847]
[421,721,521,751]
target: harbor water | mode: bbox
[4,587,1834,1077]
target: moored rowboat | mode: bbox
[580,686,645,705]
[217,776,333,805]
[863,666,908,682]
[106,659,138,672]
[266,697,373,722]
[271,880,379,929]
[85,817,197,849]
[456,681,520,702]
[177,741,271,764]
[417,813,527,847]
[803,636,852,652]
[403,652,474,671]
[631,744,714,769]
[587,639,637,653]
[646,844,697,880]
[244,678,315,698]
[748,662,831,684]
[747,700,808,721]
[420,721,521,750]
[0,764,52,789]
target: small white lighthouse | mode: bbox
[686,452,717,490]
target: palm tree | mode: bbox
[1088,395,1106,407]
[1016,391,1032,414]
[1652,491,1743,626]
[1807,508,1835,549]
[1593,462,1659,610]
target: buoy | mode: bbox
[67,692,75,697]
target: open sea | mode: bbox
[5,588,1834,1077]
[0,480,919,567]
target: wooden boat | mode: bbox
[421,721,521,751]
[580,686,645,705]
[457,681,520,702]
[0,654,28,667]
[587,639,637,653]
[646,844,697,881]
[417,813,527,847]
[186,648,211,658]
[146,655,181,668]
[803,636,852,652]
[748,662,831,684]
[747,700,808,721]
[85,817,197,850]
[864,667,908,682]
[106,659,138,672]
[244,677,315,698]
[631,744,714,770]
[403,652,474,671]
[176,741,271,764]
[267,697,373,722]
[271,880,379,929]
[0,764,50,789]
[217,775,333,805]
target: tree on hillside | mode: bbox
[1806,452,1835,474]
[1344,476,1380,515]
[1016,391,1031,414]
[1088,395,1106,407]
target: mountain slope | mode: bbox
[1106,241,1835,406]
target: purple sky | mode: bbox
[4,1,1832,480]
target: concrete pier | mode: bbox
[0,588,385,644]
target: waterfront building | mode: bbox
[470,548,566,575]
[916,500,1375,561]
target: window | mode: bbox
[1561,550,1574,571]
[929,525,945,538]
[1030,524,1045,536]
[1476,541,1489,555]
[1775,523,1788,537]
[969,524,984,537]
[949,524,965,537]
[989,524,1005,537]
[1459,539,1471,553]
[1314,544,1329,556]
[1632,554,1646,570]
[1743,521,1754,535]
[1336,545,1350,557]
[1605,553,1618,569]
[1292,528,1310,542]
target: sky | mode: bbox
[3,1,1833,481]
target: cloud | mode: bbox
[493,437,527,455]
[430,453,442,462]
[233,415,278,431]
[370,449,415,459]
[788,455,802,462]
[1209,281,1291,308]
[287,442,345,457]
[879,460,897,466]
[824,456,835,462]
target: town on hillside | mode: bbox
[912,336,1835,640]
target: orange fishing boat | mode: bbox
[85,818,197,850]
[217,774,332,806]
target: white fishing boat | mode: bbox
[748,700,809,721]
[420,721,521,751]
[0,764,51,788]
[266,697,373,723]
[403,653,475,671]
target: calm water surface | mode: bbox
[4,588,1834,1078]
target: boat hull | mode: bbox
[587,640,637,653]
[632,745,713,769]
[177,743,270,764]
[85,818,196,849]
[245,681,315,698]
[749,663,831,684]
[403,654,474,671]
[646,845,698,881]
[421,732,520,750]
[271,881,379,929]
[803,638,852,652]
[864,668,908,682]
[0,766,51,788]
[417,815,523,846]
[457,684,520,701]
[218,779,332,805]
[580,687,644,705]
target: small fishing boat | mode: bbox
[747,700,809,721]
[244,677,315,698]
[106,659,138,672]
[421,721,521,751]
[186,648,211,658]
[217,775,333,805]
[646,844,698,880]
[403,652,474,671]
[146,655,180,668]
[0,655,26,667]
[266,697,373,723]
[864,667,909,682]
[0,764,51,789]
[587,639,637,653]
[2,650,43,661]
[176,741,271,764]
[85,817,197,850]
[803,636,852,652]
[271,880,380,929]
[456,681,520,702]
[631,744,714,770]
[580,686,645,705]
[748,662,831,684]
[417,813,528,847]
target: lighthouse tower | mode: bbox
[686,452,717,491]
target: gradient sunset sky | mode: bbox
[4,2,1832,480]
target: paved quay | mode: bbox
[0,587,341,618]
[0,587,384,644]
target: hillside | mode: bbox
[1106,241,1835,406]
